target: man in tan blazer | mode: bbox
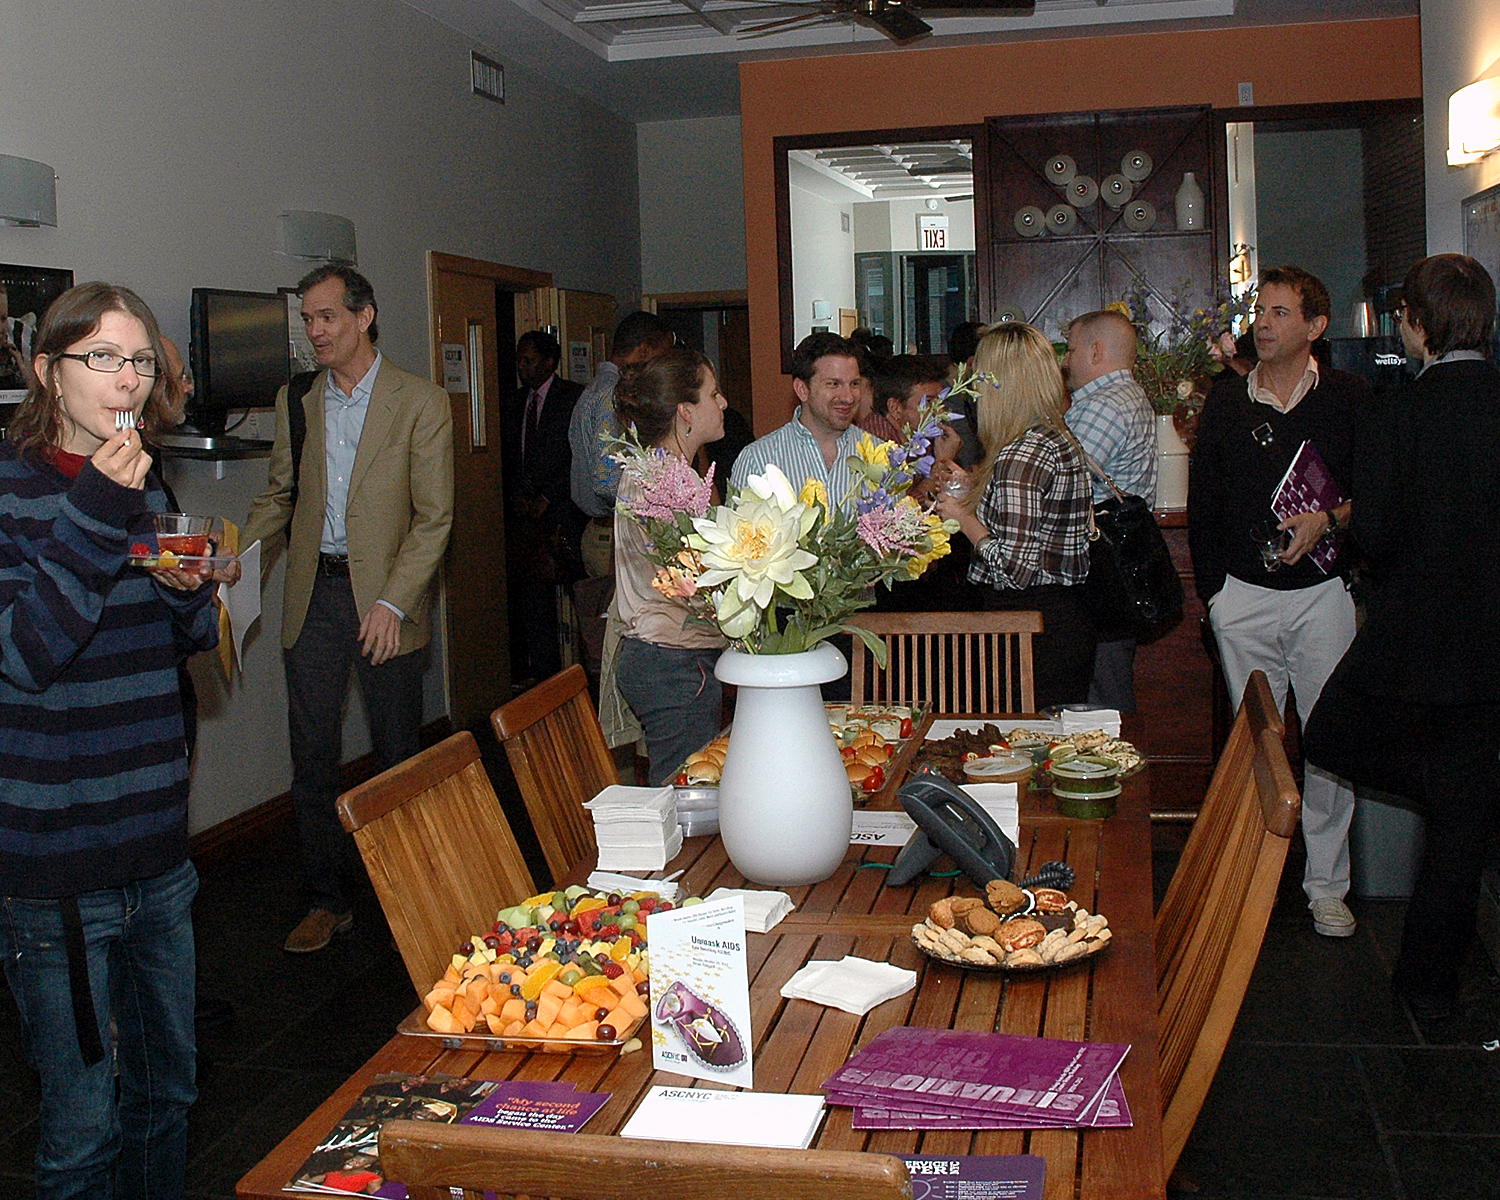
[243,265,453,952]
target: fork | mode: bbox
[114,409,134,432]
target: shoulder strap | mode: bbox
[285,370,319,516]
[1079,447,1129,503]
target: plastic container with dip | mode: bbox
[1009,738,1051,766]
[1048,755,1122,819]
[963,752,1035,787]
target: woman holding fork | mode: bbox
[0,282,225,1200]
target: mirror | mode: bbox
[776,128,981,370]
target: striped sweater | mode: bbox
[0,443,219,899]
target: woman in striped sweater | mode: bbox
[0,283,222,1200]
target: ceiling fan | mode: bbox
[738,0,1035,44]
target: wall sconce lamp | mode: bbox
[0,154,58,226]
[1448,77,1500,166]
[278,210,357,265]
[811,299,833,321]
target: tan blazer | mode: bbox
[243,357,454,654]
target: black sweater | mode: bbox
[1188,366,1370,602]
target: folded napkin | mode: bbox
[1059,707,1122,738]
[594,824,683,872]
[707,887,794,934]
[584,785,677,821]
[781,956,917,1015]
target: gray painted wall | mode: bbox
[638,117,747,295]
[1420,0,1500,254]
[0,0,641,833]
[1254,129,1367,333]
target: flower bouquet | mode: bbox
[1115,270,1254,414]
[610,403,959,663]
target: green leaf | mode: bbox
[841,622,889,668]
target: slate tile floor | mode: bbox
[0,821,1496,1198]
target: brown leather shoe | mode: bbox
[284,908,354,953]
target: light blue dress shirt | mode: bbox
[729,407,862,508]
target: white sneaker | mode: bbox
[1310,897,1356,938]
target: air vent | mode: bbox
[471,52,504,104]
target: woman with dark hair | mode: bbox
[934,322,1095,709]
[0,282,223,1198]
[612,346,728,786]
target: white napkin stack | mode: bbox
[1060,707,1122,739]
[584,785,683,871]
[585,870,681,902]
[706,887,795,933]
[780,956,918,1015]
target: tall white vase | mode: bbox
[1174,171,1204,231]
[714,641,852,886]
[1156,413,1190,510]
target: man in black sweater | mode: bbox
[1189,266,1370,939]
[1304,254,1500,1020]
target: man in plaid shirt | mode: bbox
[1062,310,1157,711]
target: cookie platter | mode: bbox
[910,883,1112,973]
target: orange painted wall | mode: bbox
[740,16,1422,433]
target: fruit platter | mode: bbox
[911,879,1113,973]
[400,884,689,1054]
[128,513,236,570]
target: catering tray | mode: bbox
[910,935,1108,974]
[396,1004,645,1055]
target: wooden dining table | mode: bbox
[237,723,1165,1200]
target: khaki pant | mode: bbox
[581,517,613,578]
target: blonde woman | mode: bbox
[935,322,1095,708]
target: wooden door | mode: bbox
[428,252,551,734]
[560,290,616,386]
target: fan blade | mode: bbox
[909,0,1034,9]
[738,7,843,34]
[861,3,931,40]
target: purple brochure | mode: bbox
[460,1081,610,1133]
[822,1027,1129,1121]
[899,1154,1045,1199]
[849,1075,1131,1130]
[1271,439,1347,574]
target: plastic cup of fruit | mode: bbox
[1049,755,1123,819]
[153,513,213,558]
[962,752,1034,787]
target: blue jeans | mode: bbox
[616,637,723,787]
[2,860,198,1200]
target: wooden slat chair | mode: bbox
[847,611,1042,715]
[1156,669,1302,1175]
[491,664,617,887]
[379,1122,914,1200]
[336,732,536,999]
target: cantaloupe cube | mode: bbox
[521,1017,550,1038]
[610,974,637,999]
[603,1005,630,1033]
[451,996,476,1030]
[536,992,563,1027]
[480,996,500,1016]
[631,967,648,984]
[424,985,457,1011]
[558,997,584,1026]
[542,979,573,1001]
[565,1020,599,1041]
[500,997,526,1024]
[426,1005,462,1034]
[485,1012,506,1036]
[464,978,490,1005]
[546,1020,570,1038]
[501,1019,526,1037]
[616,989,648,1020]
[443,964,463,984]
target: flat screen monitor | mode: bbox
[188,288,289,433]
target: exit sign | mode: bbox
[918,214,949,250]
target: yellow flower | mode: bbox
[1106,301,1132,317]
[853,432,897,468]
[906,512,954,578]
[798,478,829,510]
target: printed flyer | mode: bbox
[647,894,754,1088]
[899,1154,1046,1200]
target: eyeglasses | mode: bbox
[55,349,159,378]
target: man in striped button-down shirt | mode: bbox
[731,332,864,506]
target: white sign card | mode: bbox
[441,343,468,393]
[647,895,754,1088]
[919,213,950,250]
[850,811,918,846]
[569,340,593,384]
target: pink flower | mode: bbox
[626,448,714,520]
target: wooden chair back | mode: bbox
[336,732,535,999]
[847,611,1041,715]
[1156,669,1301,1174]
[378,1121,914,1200]
[491,664,617,886]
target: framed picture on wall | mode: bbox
[1462,182,1500,361]
[1,263,74,403]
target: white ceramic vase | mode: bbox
[714,640,852,886]
[1174,171,1204,231]
[1156,412,1190,510]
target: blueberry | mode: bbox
[510,984,522,996]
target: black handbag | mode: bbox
[1081,453,1185,639]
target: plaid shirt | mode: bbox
[968,425,1092,590]
[1064,368,1158,505]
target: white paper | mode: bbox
[584,871,680,902]
[649,895,754,1088]
[849,810,917,847]
[705,887,794,934]
[780,955,917,1015]
[217,539,261,671]
[960,783,1021,848]
[620,1086,825,1149]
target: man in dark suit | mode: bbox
[1305,253,1500,1021]
[507,330,583,683]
